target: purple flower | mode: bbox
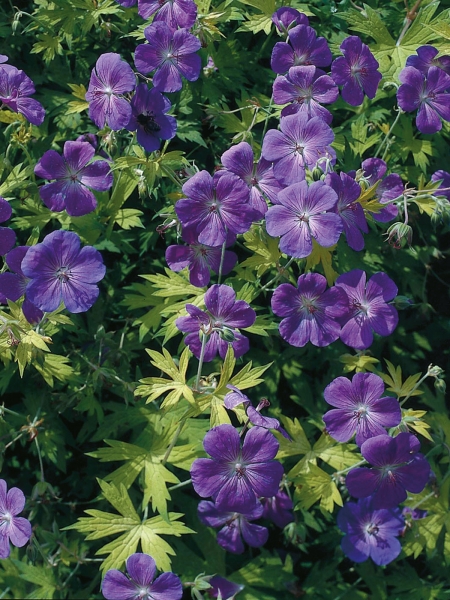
[360,157,403,222]
[272,8,309,34]
[325,172,368,251]
[198,500,268,554]
[21,230,106,314]
[337,497,404,566]
[220,142,283,216]
[346,433,431,509]
[265,180,342,258]
[261,113,335,186]
[135,22,201,93]
[85,53,136,130]
[271,272,348,347]
[175,284,256,361]
[261,490,294,528]
[165,228,237,287]
[207,575,244,600]
[335,270,399,350]
[402,506,427,520]
[0,246,44,324]
[224,385,289,439]
[76,133,110,160]
[322,373,401,447]
[34,141,113,217]
[0,55,8,63]
[331,36,382,106]
[0,479,32,559]
[175,170,254,247]
[0,65,45,125]
[115,0,137,6]
[126,83,177,152]
[397,66,450,134]
[272,66,338,123]
[138,0,197,29]
[102,553,182,600]
[431,169,450,199]
[406,45,450,76]
[0,197,16,257]
[191,424,284,512]
[271,24,332,74]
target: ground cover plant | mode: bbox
[0,0,450,598]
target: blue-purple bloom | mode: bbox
[102,553,182,600]
[261,490,294,528]
[115,0,137,6]
[21,230,106,314]
[165,229,237,288]
[346,433,431,509]
[0,197,16,257]
[0,246,44,324]
[272,8,309,34]
[336,270,399,350]
[322,373,401,446]
[265,180,342,258]
[0,65,45,125]
[86,53,136,130]
[360,158,402,222]
[135,22,201,93]
[34,141,113,216]
[220,142,283,216]
[175,284,256,361]
[271,24,332,74]
[325,171,368,251]
[126,84,177,152]
[191,424,284,512]
[272,65,338,122]
[0,479,32,559]
[338,497,404,565]
[138,0,197,29]
[406,45,450,76]
[331,36,382,106]
[198,500,268,554]
[175,170,254,247]
[207,575,244,600]
[397,65,450,134]
[431,169,450,199]
[271,273,348,347]
[261,114,335,186]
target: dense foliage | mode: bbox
[0,0,450,598]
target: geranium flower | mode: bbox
[337,497,404,565]
[261,114,335,186]
[115,0,136,6]
[322,372,401,446]
[0,479,32,559]
[165,228,237,288]
[406,45,450,76]
[335,269,399,350]
[175,170,254,247]
[126,83,177,152]
[272,65,338,122]
[360,157,403,222]
[272,8,309,34]
[135,22,201,93]
[331,36,382,106]
[198,500,268,554]
[0,246,43,324]
[271,24,332,74]
[206,575,244,600]
[261,490,294,528]
[191,423,284,512]
[431,169,450,199]
[397,65,450,134]
[34,141,113,217]
[265,181,342,258]
[0,65,45,125]
[271,272,348,347]
[138,0,197,29]
[346,433,431,509]
[21,230,106,314]
[220,141,283,216]
[175,284,256,361]
[102,553,182,600]
[85,53,136,130]
[325,171,368,251]
[0,197,16,256]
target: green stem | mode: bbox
[399,367,433,407]
[161,420,185,466]
[375,107,403,159]
[168,478,192,491]
[35,437,45,482]
[194,332,208,391]
[259,256,295,292]
[217,237,227,285]
[334,459,367,478]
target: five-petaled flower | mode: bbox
[0,64,45,125]
[102,552,183,600]
[0,479,32,559]
[271,24,332,74]
[191,423,284,512]
[138,0,197,29]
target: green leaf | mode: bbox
[240,226,281,277]
[115,208,145,230]
[11,561,57,599]
[0,163,35,196]
[294,463,343,512]
[305,240,339,286]
[380,359,423,398]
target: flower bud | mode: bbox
[434,378,446,394]
[311,167,324,181]
[428,364,444,378]
[393,295,413,310]
[220,327,235,342]
[385,222,413,249]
